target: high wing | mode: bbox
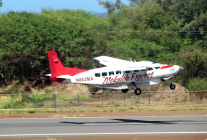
[94,56,154,67]
[94,56,130,66]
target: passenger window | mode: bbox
[109,71,114,76]
[155,67,160,69]
[102,72,107,76]
[116,70,121,75]
[141,69,145,71]
[134,70,139,72]
[125,71,131,73]
[95,73,100,77]
[147,67,153,70]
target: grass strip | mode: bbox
[0,104,206,114]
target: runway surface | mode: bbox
[0,116,207,138]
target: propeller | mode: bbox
[177,54,180,66]
[177,53,184,70]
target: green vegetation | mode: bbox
[0,0,207,91]
[0,104,206,114]
[1,90,206,109]
[187,78,207,91]
[0,92,91,109]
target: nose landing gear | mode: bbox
[170,79,176,90]
[170,83,176,90]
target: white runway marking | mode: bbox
[1,132,207,137]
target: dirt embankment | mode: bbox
[0,78,189,101]
[0,78,91,94]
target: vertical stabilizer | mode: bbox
[47,50,88,82]
[48,50,65,78]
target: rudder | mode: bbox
[47,50,88,81]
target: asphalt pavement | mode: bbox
[0,116,207,138]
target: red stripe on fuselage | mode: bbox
[160,65,174,69]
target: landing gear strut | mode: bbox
[132,82,142,95]
[170,79,176,90]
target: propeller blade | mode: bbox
[177,54,180,66]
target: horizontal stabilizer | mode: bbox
[56,75,72,79]
[44,74,51,77]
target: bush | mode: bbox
[186,78,207,91]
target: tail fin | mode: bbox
[47,50,87,81]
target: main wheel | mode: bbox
[121,89,128,93]
[134,88,142,95]
[170,83,176,90]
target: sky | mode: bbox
[0,0,129,14]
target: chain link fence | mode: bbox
[0,90,207,109]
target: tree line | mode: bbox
[0,0,207,90]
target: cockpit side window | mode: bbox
[125,71,131,73]
[95,73,100,77]
[147,67,153,71]
[155,67,160,69]
[116,70,121,75]
[102,72,107,76]
[134,70,139,72]
[109,71,114,76]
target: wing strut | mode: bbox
[138,67,148,81]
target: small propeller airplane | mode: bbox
[46,50,184,95]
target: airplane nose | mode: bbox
[173,65,183,73]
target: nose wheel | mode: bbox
[170,83,176,90]
[170,79,176,90]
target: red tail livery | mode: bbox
[47,50,87,82]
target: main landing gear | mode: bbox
[121,89,128,93]
[134,88,142,95]
[170,79,176,90]
[121,88,142,95]
[132,82,142,95]
[121,82,142,95]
